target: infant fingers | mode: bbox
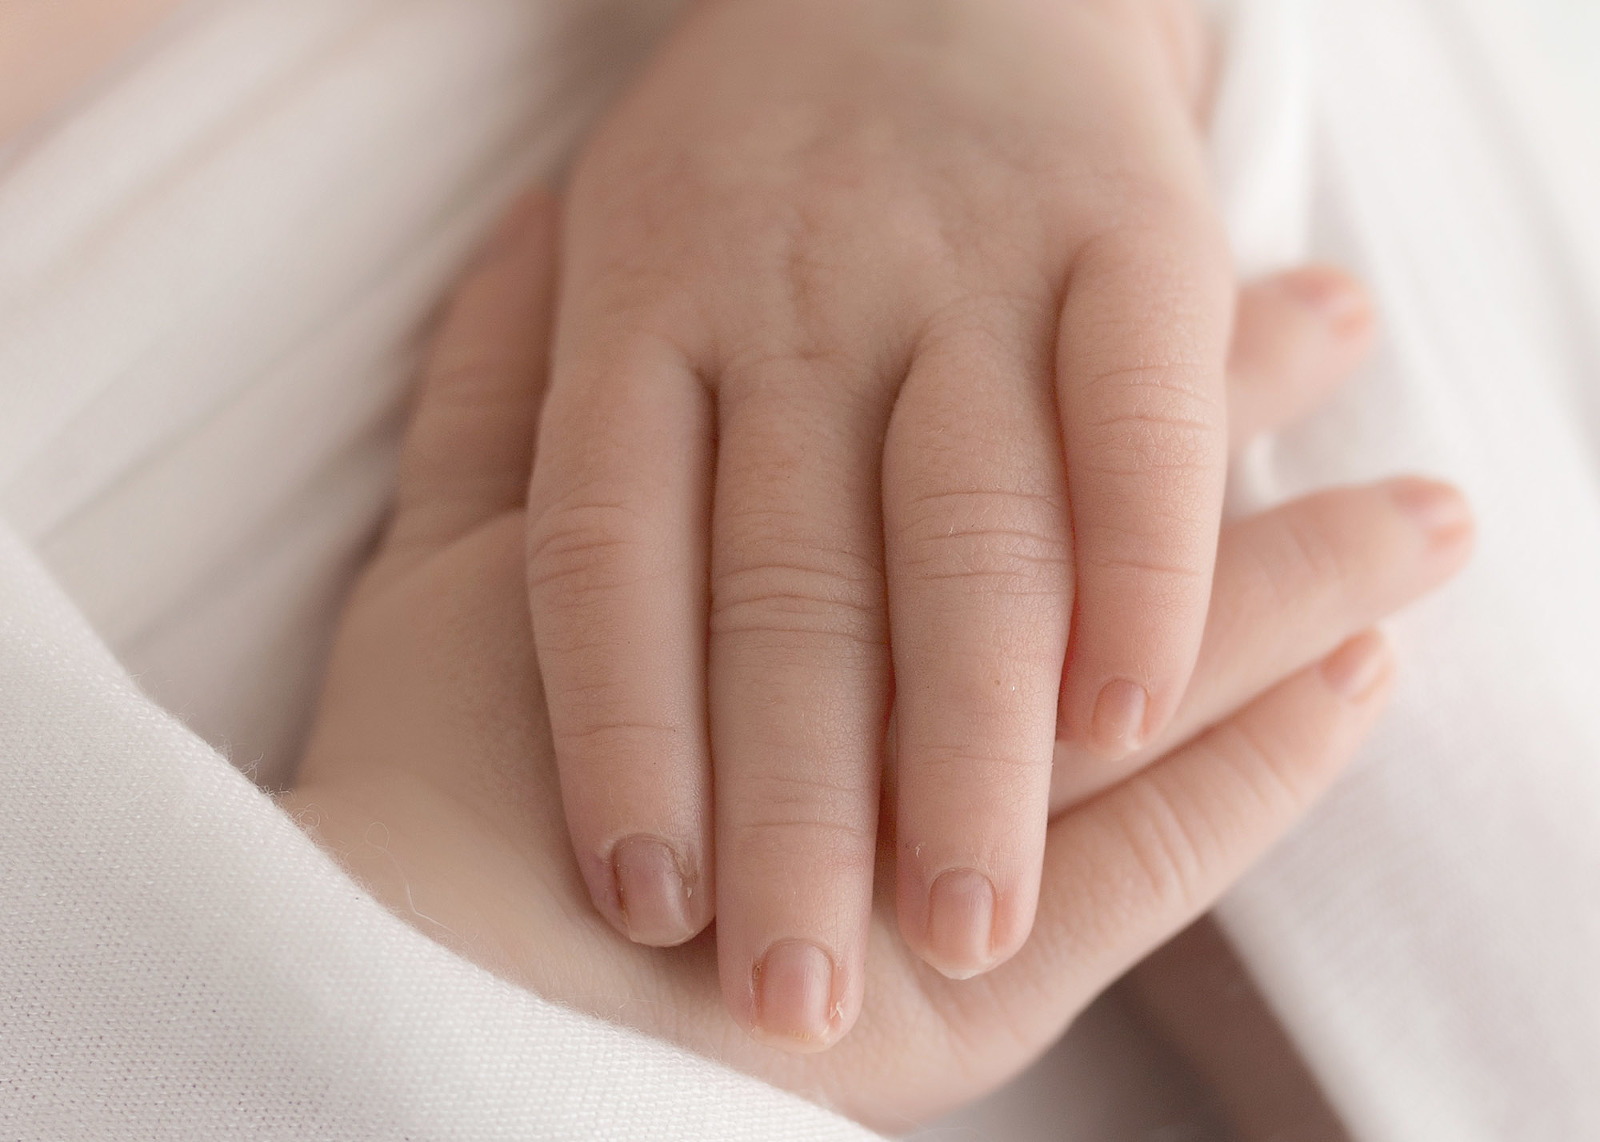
[885,310,1071,980]
[987,630,1396,1048]
[526,336,716,948]
[710,371,890,1051]
[1226,267,1375,453]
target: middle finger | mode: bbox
[710,359,891,1052]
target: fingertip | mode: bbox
[1273,265,1376,344]
[1388,476,1476,557]
[1089,678,1150,758]
[1228,266,1378,450]
[609,835,707,947]
[747,940,854,1053]
[922,868,1000,980]
[1319,629,1395,704]
[1065,662,1183,764]
[897,858,1036,982]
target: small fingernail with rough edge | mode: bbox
[612,836,695,947]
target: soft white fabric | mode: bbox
[1218,2,1600,1137]
[1,0,1597,1138]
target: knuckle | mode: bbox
[1079,538,1209,583]
[1237,490,1406,622]
[552,716,688,765]
[737,767,875,828]
[730,822,874,885]
[1270,510,1357,604]
[1205,719,1304,812]
[719,350,887,421]
[1079,392,1226,483]
[736,813,872,850]
[1102,179,1212,235]
[1074,520,1212,628]
[543,664,656,727]
[906,742,1049,801]
[1113,779,1216,915]
[898,489,1070,597]
[526,498,654,601]
[561,273,705,367]
[712,549,886,652]
[405,357,533,470]
[1075,549,1209,635]
[921,291,1056,354]
[1113,717,1314,918]
[728,778,877,877]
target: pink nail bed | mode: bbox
[926,868,997,980]
[612,836,694,947]
[1091,678,1148,756]
[754,940,834,1045]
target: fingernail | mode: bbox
[1283,269,1372,333]
[1390,478,1473,546]
[1321,630,1393,700]
[612,836,694,946]
[754,940,835,1045]
[1091,679,1148,756]
[926,869,997,980]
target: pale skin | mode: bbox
[286,193,1473,1129]
[3,6,1473,1121]
[526,0,1341,1045]
[0,0,1438,1057]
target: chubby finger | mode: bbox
[1051,477,1473,810]
[525,328,715,948]
[885,310,1071,981]
[1226,267,1375,453]
[384,190,558,569]
[1056,217,1234,761]
[710,368,891,1051]
[978,630,1395,1046]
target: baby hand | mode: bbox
[527,0,1236,1048]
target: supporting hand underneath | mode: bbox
[284,192,1472,1127]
